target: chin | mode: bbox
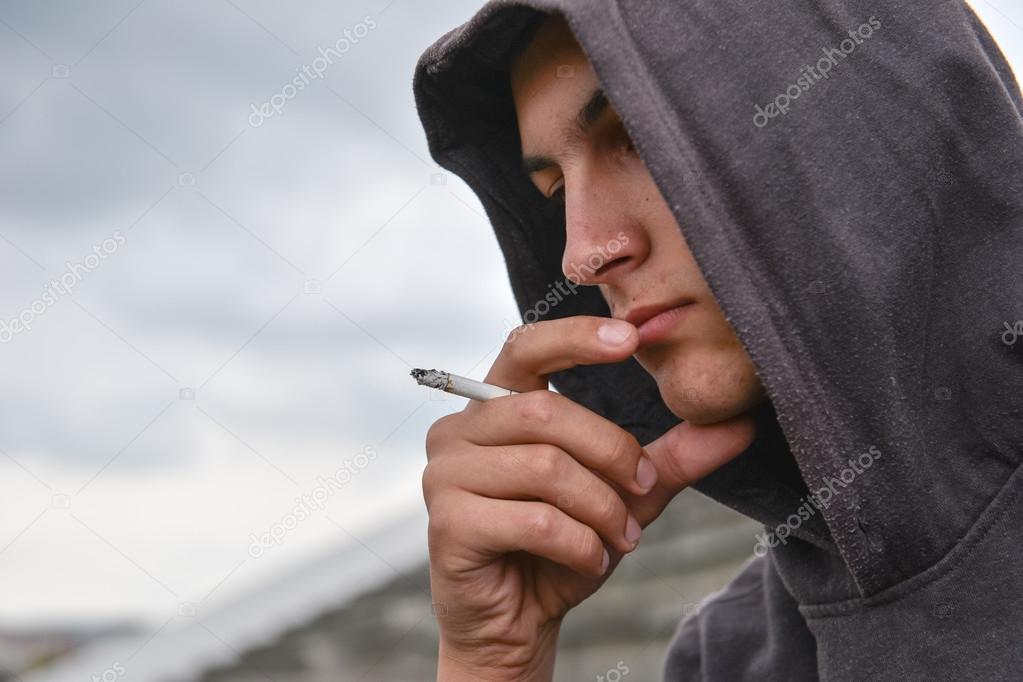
[663,390,762,425]
[638,345,766,426]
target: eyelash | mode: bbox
[546,123,636,204]
[548,180,566,204]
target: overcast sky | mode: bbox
[0,0,518,628]
[0,0,1021,631]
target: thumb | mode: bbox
[627,412,758,527]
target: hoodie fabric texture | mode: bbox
[412,1,1023,679]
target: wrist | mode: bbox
[436,626,560,681]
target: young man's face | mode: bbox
[510,15,765,425]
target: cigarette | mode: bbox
[410,368,518,401]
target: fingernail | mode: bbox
[597,320,633,346]
[601,548,610,573]
[636,456,658,491]
[625,514,642,545]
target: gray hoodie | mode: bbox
[412,1,1023,679]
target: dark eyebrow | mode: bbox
[521,87,610,175]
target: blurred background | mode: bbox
[1,1,1020,680]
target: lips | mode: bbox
[620,299,695,346]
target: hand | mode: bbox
[422,316,756,681]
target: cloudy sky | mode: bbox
[0,0,1021,633]
[0,0,518,628]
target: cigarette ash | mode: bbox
[410,368,449,390]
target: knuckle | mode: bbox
[612,427,641,459]
[605,428,640,472]
[517,390,558,428]
[654,426,693,485]
[501,327,526,358]
[505,323,530,345]
[500,320,546,364]
[507,319,547,344]
[526,444,563,480]
[424,414,458,457]
[575,528,603,566]
[567,318,591,347]
[427,499,458,543]
[421,460,443,499]
[526,506,558,542]
[594,489,625,528]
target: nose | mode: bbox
[560,164,644,286]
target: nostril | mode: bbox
[591,255,629,278]
[564,255,628,284]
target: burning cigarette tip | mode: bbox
[410,367,517,401]
[410,368,449,390]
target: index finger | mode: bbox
[485,316,638,393]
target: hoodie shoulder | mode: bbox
[663,555,818,681]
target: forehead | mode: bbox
[509,15,600,150]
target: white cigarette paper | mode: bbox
[410,368,517,401]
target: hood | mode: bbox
[412,0,1023,598]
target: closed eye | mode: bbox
[538,113,635,206]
